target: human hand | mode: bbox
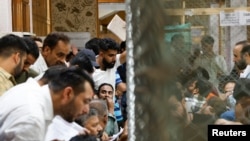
[101,131,110,141]
[106,97,114,114]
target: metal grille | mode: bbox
[127,0,250,141]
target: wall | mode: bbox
[50,0,98,38]
[0,0,12,32]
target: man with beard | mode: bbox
[93,38,126,94]
[15,37,40,84]
[0,66,95,141]
[0,34,29,95]
[231,40,250,79]
[30,32,71,75]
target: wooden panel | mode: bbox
[23,0,30,32]
[12,0,31,32]
[98,0,124,3]
[165,7,250,16]
[32,0,49,36]
[12,0,23,31]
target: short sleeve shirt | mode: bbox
[0,67,16,96]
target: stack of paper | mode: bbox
[107,14,126,41]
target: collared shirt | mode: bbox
[30,53,48,74]
[0,67,16,96]
[0,80,53,141]
[240,65,250,78]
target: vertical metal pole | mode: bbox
[126,0,180,140]
[126,0,135,140]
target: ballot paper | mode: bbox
[109,127,124,141]
[107,14,126,41]
[45,115,86,141]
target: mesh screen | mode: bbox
[127,0,250,141]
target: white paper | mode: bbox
[220,11,240,26]
[45,116,85,141]
[107,14,126,41]
[109,127,124,141]
[239,11,250,25]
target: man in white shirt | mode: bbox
[241,43,250,78]
[0,66,95,141]
[93,38,126,93]
[232,40,250,79]
[30,32,71,74]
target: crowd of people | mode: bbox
[0,33,128,141]
[166,34,250,140]
[1,31,250,141]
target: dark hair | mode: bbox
[233,78,250,101]
[32,36,43,43]
[119,41,126,53]
[241,44,250,55]
[48,66,95,94]
[0,34,29,58]
[85,37,103,55]
[218,75,236,93]
[99,38,119,52]
[43,32,70,50]
[69,134,97,141]
[75,108,99,126]
[201,35,214,45]
[70,51,94,74]
[194,66,210,80]
[97,83,114,97]
[235,40,249,46]
[39,65,68,85]
[195,78,213,97]
[178,66,209,87]
[22,37,40,59]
